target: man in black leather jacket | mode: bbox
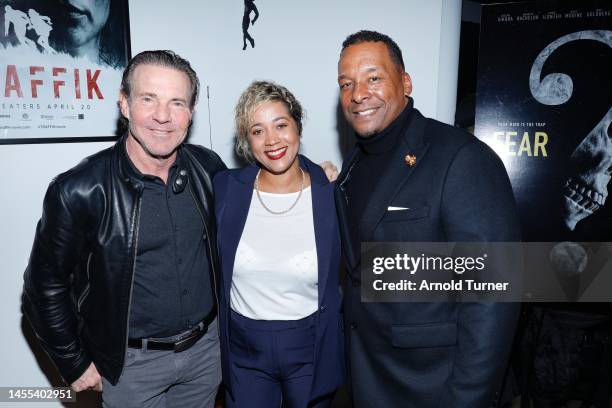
[23,50,226,407]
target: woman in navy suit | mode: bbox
[213,81,344,407]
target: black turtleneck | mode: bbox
[346,98,415,264]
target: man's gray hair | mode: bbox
[120,50,200,109]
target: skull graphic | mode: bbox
[562,110,612,230]
[529,30,612,230]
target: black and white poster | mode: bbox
[0,0,130,143]
[475,0,611,242]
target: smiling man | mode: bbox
[22,50,226,407]
[335,30,521,407]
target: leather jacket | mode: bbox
[22,136,226,385]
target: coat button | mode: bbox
[350,322,358,329]
[320,305,326,312]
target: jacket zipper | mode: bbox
[120,195,142,376]
[77,252,93,312]
[188,183,220,335]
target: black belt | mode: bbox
[128,309,216,352]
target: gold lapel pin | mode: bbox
[404,154,417,167]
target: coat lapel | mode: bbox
[219,166,257,296]
[305,157,334,305]
[359,111,429,242]
[334,148,361,271]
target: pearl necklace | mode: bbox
[255,168,305,215]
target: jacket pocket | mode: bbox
[382,205,430,222]
[391,322,457,349]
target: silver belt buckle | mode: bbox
[173,326,205,352]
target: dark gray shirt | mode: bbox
[128,154,214,339]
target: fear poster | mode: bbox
[0,0,130,143]
[475,0,611,242]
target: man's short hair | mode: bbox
[234,80,304,163]
[341,30,405,71]
[120,50,200,109]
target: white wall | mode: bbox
[0,1,460,405]
[128,0,460,167]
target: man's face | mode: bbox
[338,41,412,137]
[119,64,193,160]
[59,0,110,46]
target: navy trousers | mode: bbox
[226,310,331,408]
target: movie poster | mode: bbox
[0,0,130,143]
[475,0,611,243]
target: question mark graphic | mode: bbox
[529,30,612,230]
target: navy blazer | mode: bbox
[214,155,345,401]
[335,107,521,408]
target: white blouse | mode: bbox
[230,187,319,320]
